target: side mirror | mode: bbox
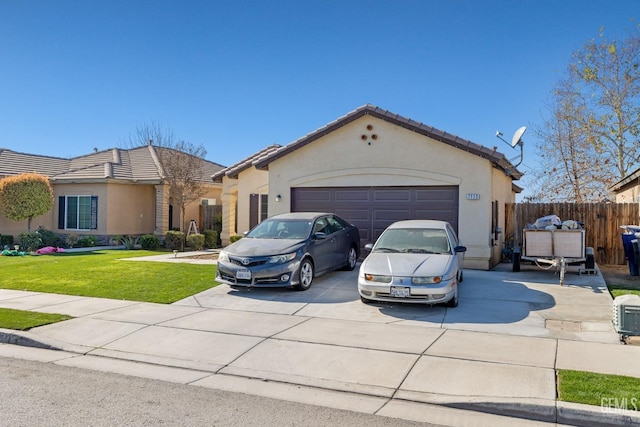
[454,245,467,253]
[243,231,249,236]
[364,243,374,251]
[314,232,327,240]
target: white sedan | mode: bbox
[358,220,466,307]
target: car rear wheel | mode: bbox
[342,246,357,271]
[294,259,314,291]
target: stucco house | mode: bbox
[610,167,640,203]
[213,105,522,270]
[0,143,224,244]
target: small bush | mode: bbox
[165,231,184,251]
[77,236,97,248]
[204,229,219,248]
[140,234,160,250]
[230,235,243,243]
[19,232,42,252]
[65,234,78,248]
[36,226,58,247]
[121,235,136,250]
[186,233,205,251]
[110,235,122,246]
[0,234,14,247]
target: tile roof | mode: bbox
[0,144,225,183]
[252,104,523,180]
[211,144,282,181]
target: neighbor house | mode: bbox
[0,143,224,244]
[610,167,640,204]
[213,105,522,270]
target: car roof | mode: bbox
[268,212,331,221]
[385,220,451,230]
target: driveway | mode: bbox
[2,258,632,426]
[175,261,618,344]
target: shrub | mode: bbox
[19,232,42,252]
[36,226,58,247]
[110,235,122,246]
[229,235,243,243]
[204,229,219,248]
[65,234,78,248]
[165,231,184,251]
[121,235,136,250]
[77,235,97,248]
[186,233,205,251]
[0,234,14,247]
[140,234,160,250]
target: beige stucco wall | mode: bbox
[615,186,640,204]
[268,116,511,269]
[0,202,55,238]
[219,168,269,244]
[222,116,518,268]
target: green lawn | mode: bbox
[558,370,640,410]
[0,250,218,303]
[0,308,72,330]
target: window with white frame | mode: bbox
[59,195,98,230]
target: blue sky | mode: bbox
[1,1,638,192]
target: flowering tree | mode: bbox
[0,173,54,232]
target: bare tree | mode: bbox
[157,142,208,232]
[570,26,640,179]
[529,77,615,202]
[126,122,208,231]
[530,25,640,200]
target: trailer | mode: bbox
[512,229,595,285]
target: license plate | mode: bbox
[390,286,410,298]
[236,270,251,280]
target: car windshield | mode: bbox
[374,228,450,254]
[246,219,313,239]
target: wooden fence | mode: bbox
[505,203,639,265]
[199,205,222,233]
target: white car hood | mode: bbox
[362,252,454,277]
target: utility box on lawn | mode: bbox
[613,294,640,340]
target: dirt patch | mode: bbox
[599,264,640,289]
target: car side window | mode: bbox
[326,216,345,233]
[314,218,331,235]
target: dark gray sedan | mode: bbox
[215,212,361,290]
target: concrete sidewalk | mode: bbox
[1,255,640,426]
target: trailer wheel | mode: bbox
[585,247,595,270]
[512,247,521,272]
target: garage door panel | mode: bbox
[335,190,370,201]
[373,190,412,202]
[292,186,459,249]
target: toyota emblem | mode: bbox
[240,258,250,266]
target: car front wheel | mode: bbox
[446,287,458,308]
[294,259,314,291]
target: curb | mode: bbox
[1,335,639,426]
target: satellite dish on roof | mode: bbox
[511,126,526,148]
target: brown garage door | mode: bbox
[291,186,459,247]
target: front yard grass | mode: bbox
[0,250,217,303]
[558,370,640,411]
[0,307,72,330]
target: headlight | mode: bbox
[268,252,296,264]
[218,250,229,263]
[411,276,442,284]
[364,274,392,283]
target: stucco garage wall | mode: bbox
[266,116,497,269]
